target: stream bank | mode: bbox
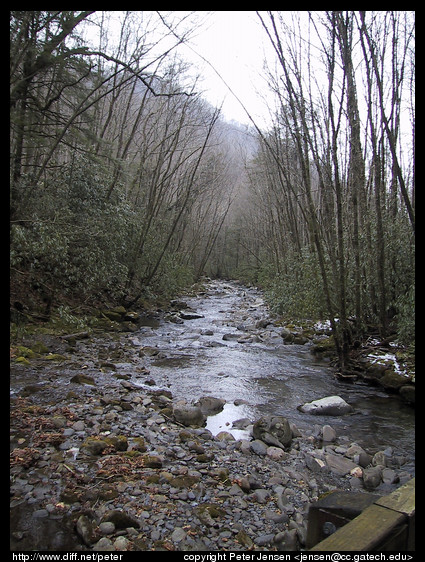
[10,280,414,551]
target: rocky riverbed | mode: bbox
[10,280,415,551]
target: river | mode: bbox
[123,280,414,473]
[10,279,415,551]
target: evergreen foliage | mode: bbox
[10,11,414,356]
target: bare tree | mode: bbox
[246,10,415,363]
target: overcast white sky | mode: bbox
[178,11,275,127]
[83,11,275,127]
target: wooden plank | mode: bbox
[306,491,380,549]
[375,478,415,551]
[375,478,415,517]
[310,504,405,551]
[310,479,415,551]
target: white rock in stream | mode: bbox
[298,395,353,416]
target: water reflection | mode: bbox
[205,402,252,440]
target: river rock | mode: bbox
[256,318,271,328]
[179,311,205,320]
[101,509,140,529]
[81,437,109,455]
[76,515,100,546]
[113,537,131,550]
[124,311,139,323]
[363,465,383,490]
[99,522,115,535]
[250,439,268,456]
[399,385,415,404]
[378,370,408,391]
[93,537,114,551]
[195,396,226,415]
[170,299,189,309]
[325,453,359,476]
[298,395,353,416]
[102,307,126,322]
[382,468,399,485]
[280,328,294,343]
[70,374,96,386]
[267,446,287,461]
[171,527,187,543]
[372,451,387,467]
[253,489,270,503]
[345,443,366,458]
[293,335,309,345]
[139,346,160,357]
[345,444,373,467]
[222,333,241,341]
[173,405,206,427]
[216,431,235,441]
[305,454,327,473]
[232,418,252,429]
[321,425,337,442]
[252,415,292,449]
[254,534,275,546]
[274,528,299,551]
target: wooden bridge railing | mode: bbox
[307,478,415,551]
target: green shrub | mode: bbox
[395,284,415,345]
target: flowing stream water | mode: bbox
[126,280,414,473]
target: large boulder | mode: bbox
[298,395,352,416]
[399,385,415,404]
[252,415,292,449]
[76,514,101,546]
[378,370,409,391]
[195,396,226,416]
[173,405,206,427]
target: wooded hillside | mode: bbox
[10,11,415,367]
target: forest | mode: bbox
[10,11,415,369]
